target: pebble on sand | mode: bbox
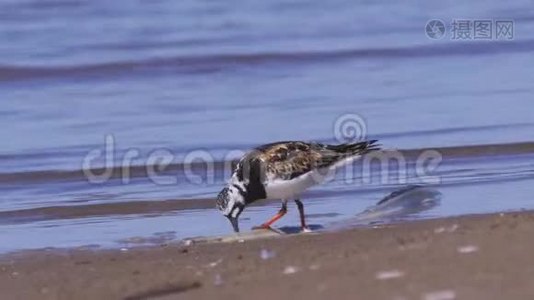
[375,270,404,280]
[260,249,276,260]
[457,245,479,253]
[423,289,456,300]
[207,259,223,268]
[283,266,298,275]
[214,273,223,286]
[434,224,459,234]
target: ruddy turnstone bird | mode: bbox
[216,140,380,233]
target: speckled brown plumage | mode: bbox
[235,140,380,183]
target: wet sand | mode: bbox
[2,211,534,300]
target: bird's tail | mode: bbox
[326,140,380,156]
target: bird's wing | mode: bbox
[233,140,379,183]
[256,141,341,180]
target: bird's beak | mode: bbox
[228,217,239,233]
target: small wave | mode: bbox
[1,141,534,186]
[0,198,215,225]
[0,185,427,224]
[1,40,533,81]
[0,160,233,185]
[375,123,534,140]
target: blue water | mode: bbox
[1,0,534,252]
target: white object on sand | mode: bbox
[283,266,298,274]
[457,245,479,253]
[423,290,456,300]
[375,269,404,280]
[260,249,276,260]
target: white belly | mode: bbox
[263,155,362,200]
[264,169,326,200]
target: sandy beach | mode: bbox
[2,211,534,300]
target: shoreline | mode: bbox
[3,210,534,299]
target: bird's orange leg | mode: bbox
[254,200,287,229]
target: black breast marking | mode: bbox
[231,183,246,197]
[234,156,266,204]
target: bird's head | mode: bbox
[216,184,246,233]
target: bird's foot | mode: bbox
[301,226,313,233]
[252,224,273,231]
